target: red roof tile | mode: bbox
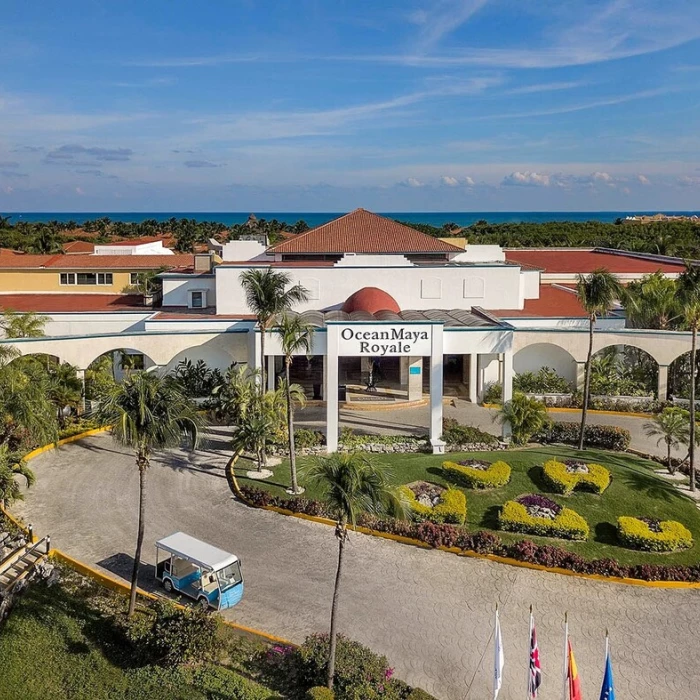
[490,285,587,318]
[0,254,193,270]
[62,241,95,254]
[505,249,684,274]
[269,209,463,255]
[0,294,146,313]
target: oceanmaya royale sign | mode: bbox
[337,324,433,356]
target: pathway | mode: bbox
[16,434,700,700]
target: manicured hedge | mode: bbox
[442,460,511,489]
[306,688,335,700]
[617,516,694,553]
[499,500,589,540]
[441,419,499,447]
[542,459,611,495]
[537,422,631,451]
[400,486,467,525]
[239,485,700,582]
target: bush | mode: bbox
[406,690,439,700]
[538,421,631,451]
[514,367,572,394]
[542,459,611,495]
[295,429,325,449]
[306,688,335,700]
[400,485,467,525]
[499,393,550,445]
[617,516,694,553]
[440,419,498,447]
[191,665,280,700]
[58,418,102,440]
[120,599,221,668]
[483,383,502,404]
[499,499,589,540]
[442,460,511,489]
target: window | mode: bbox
[130,272,140,285]
[59,272,113,285]
[191,291,204,308]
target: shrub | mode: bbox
[191,665,280,700]
[538,421,631,451]
[542,459,611,495]
[442,460,511,489]
[514,367,572,394]
[499,499,589,540]
[120,599,221,667]
[400,485,467,525]
[295,428,325,449]
[306,688,335,700]
[406,690,439,700]
[617,516,694,553]
[498,393,549,445]
[440,419,498,447]
[483,383,502,404]
[58,418,102,440]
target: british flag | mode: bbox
[528,615,542,698]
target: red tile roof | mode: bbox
[63,241,95,254]
[220,260,336,268]
[0,294,146,313]
[490,285,587,318]
[151,310,256,320]
[269,209,463,255]
[505,249,684,274]
[0,253,193,270]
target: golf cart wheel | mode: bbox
[197,596,209,610]
[163,579,173,593]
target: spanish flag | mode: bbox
[567,640,583,700]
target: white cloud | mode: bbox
[414,0,490,52]
[637,174,651,185]
[592,171,613,182]
[678,175,700,187]
[405,177,424,187]
[440,175,459,186]
[464,176,475,186]
[501,171,550,187]
[75,186,85,195]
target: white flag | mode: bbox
[494,608,504,699]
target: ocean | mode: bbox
[4,211,700,227]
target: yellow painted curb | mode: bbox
[483,403,653,420]
[238,496,700,589]
[24,426,111,462]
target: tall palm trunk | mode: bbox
[128,449,148,617]
[259,323,268,467]
[285,358,299,493]
[327,520,347,690]
[224,451,243,497]
[690,327,697,492]
[578,314,595,451]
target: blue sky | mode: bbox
[2,0,700,212]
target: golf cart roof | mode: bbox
[155,532,238,571]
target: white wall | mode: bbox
[504,317,625,330]
[94,241,173,256]
[38,313,151,337]
[521,269,541,299]
[161,334,250,373]
[221,240,267,261]
[513,343,577,384]
[216,263,525,314]
[451,245,505,262]
[161,276,216,307]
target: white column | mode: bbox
[476,355,484,403]
[407,356,422,401]
[501,350,514,439]
[326,326,339,453]
[429,325,445,453]
[468,353,478,403]
[76,369,86,413]
[658,364,669,401]
[267,355,275,391]
[575,362,586,391]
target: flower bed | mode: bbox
[617,516,694,553]
[537,422,631,451]
[499,495,589,540]
[442,459,511,489]
[399,482,467,525]
[542,459,611,495]
[238,484,700,582]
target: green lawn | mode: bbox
[0,568,278,700]
[237,446,700,566]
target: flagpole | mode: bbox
[562,612,569,700]
[526,605,533,700]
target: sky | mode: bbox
[2,0,700,212]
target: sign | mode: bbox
[409,366,421,375]
[336,324,433,357]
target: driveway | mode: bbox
[16,433,700,700]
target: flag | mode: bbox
[567,639,583,700]
[528,614,542,698]
[599,648,615,700]
[493,608,504,699]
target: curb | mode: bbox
[24,426,112,461]
[483,403,652,419]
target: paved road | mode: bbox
[297,400,682,460]
[17,434,700,700]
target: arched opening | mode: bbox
[668,351,700,402]
[85,348,157,405]
[513,343,577,391]
[10,352,61,371]
[590,345,658,398]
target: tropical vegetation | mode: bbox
[498,392,550,445]
[643,407,691,473]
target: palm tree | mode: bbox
[46,362,84,426]
[624,272,681,330]
[644,407,690,473]
[677,263,700,491]
[1,310,48,338]
[93,372,202,616]
[498,392,549,445]
[212,365,260,424]
[276,313,314,493]
[0,445,34,508]
[575,269,624,450]
[239,269,309,391]
[304,453,406,691]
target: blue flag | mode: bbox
[599,651,615,700]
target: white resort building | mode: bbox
[0,209,694,452]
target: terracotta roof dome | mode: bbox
[342,287,400,315]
